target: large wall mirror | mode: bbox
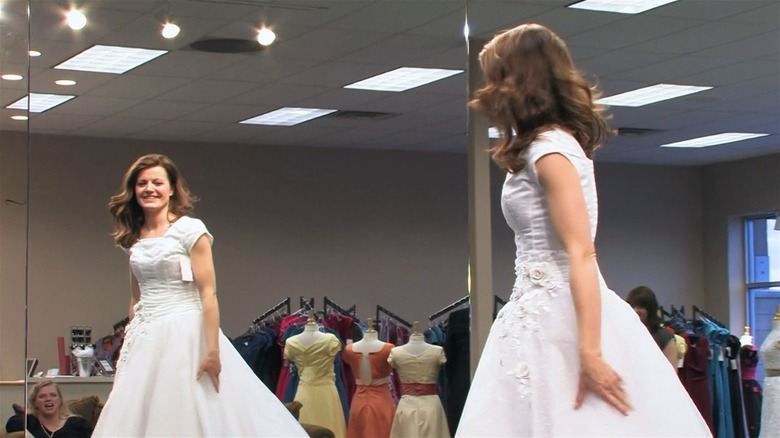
[16,0,475,387]
[0,0,30,397]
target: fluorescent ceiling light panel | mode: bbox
[239,107,337,126]
[5,93,75,113]
[344,67,463,92]
[597,83,711,107]
[568,0,678,14]
[660,133,769,148]
[488,127,518,139]
[54,45,167,74]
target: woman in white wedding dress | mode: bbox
[93,154,307,437]
[455,23,711,437]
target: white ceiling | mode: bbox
[1,0,778,165]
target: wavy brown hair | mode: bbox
[469,23,614,173]
[109,154,197,248]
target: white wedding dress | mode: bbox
[456,129,711,437]
[93,216,307,437]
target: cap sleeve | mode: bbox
[525,129,585,182]
[388,348,398,368]
[180,217,214,252]
[328,334,342,356]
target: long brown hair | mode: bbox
[27,381,72,420]
[469,23,613,173]
[109,154,197,248]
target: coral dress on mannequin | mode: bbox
[342,328,395,438]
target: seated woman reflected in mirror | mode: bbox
[5,381,93,438]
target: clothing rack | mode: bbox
[299,296,316,311]
[323,296,358,320]
[693,305,726,328]
[428,295,470,322]
[252,297,291,325]
[376,305,412,329]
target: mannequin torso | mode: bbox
[402,333,432,356]
[293,321,324,347]
[351,330,386,384]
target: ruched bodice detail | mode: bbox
[127,216,212,320]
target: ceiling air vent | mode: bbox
[326,110,397,121]
[617,127,661,137]
[190,38,263,54]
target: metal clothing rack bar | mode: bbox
[253,297,291,324]
[693,305,726,328]
[323,296,358,320]
[428,295,470,322]
[299,296,315,311]
[376,305,412,328]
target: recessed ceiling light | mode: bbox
[11,115,29,121]
[66,9,87,30]
[239,107,337,126]
[568,0,678,14]
[29,50,42,57]
[596,83,712,107]
[344,67,463,92]
[257,27,276,46]
[1,74,23,81]
[660,133,769,148]
[161,22,180,39]
[55,79,76,86]
[5,93,76,113]
[54,45,168,74]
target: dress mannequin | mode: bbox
[284,311,346,437]
[741,326,754,347]
[403,321,434,356]
[758,305,780,437]
[293,311,325,347]
[388,321,449,438]
[343,318,395,438]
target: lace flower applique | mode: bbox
[116,302,147,375]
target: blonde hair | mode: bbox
[27,381,72,420]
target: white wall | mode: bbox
[2,130,777,379]
[701,154,780,331]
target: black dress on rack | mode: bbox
[445,308,470,437]
[740,344,762,438]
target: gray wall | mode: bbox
[2,129,778,379]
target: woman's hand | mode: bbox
[574,353,632,415]
[197,351,221,392]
